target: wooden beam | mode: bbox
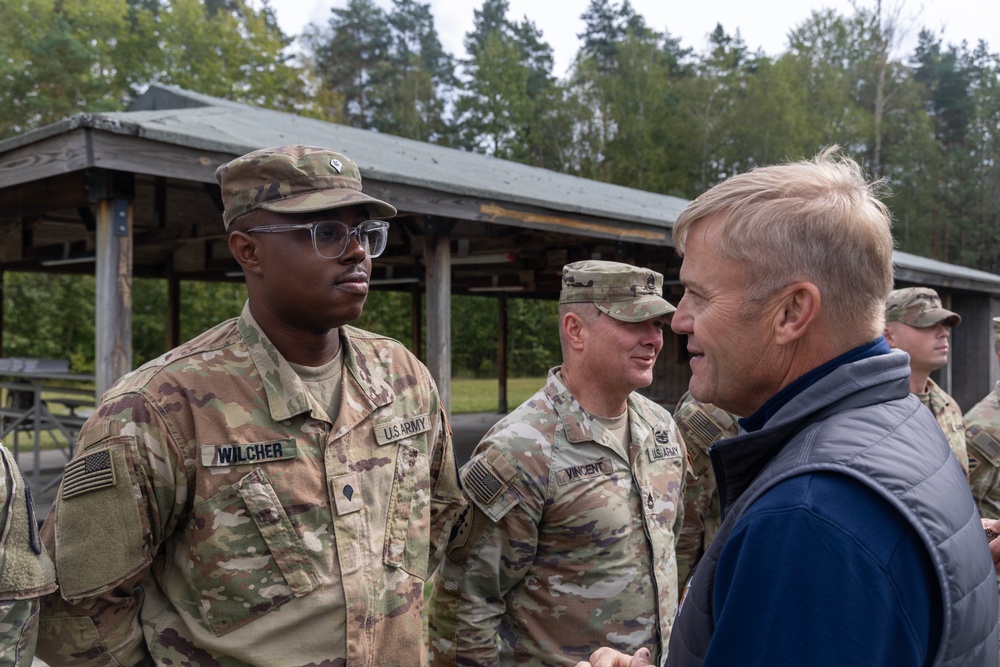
[0,171,91,218]
[88,132,233,183]
[425,220,452,413]
[0,130,90,189]
[363,180,675,247]
[95,196,133,396]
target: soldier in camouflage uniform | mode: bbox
[884,286,968,474]
[0,441,56,667]
[672,392,739,588]
[966,316,1000,520]
[428,261,686,666]
[36,145,466,666]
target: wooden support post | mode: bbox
[425,219,452,413]
[410,287,422,359]
[167,258,180,350]
[0,268,5,355]
[95,197,133,397]
[498,293,508,414]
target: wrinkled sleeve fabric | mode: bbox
[36,398,183,667]
[429,442,542,667]
[704,472,940,667]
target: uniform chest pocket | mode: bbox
[383,444,431,578]
[187,467,319,636]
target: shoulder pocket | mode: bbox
[55,436,150,601]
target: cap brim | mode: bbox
[936,311,961,327]
[261,189,397,219]
[597,296,676,323]
[906,308,962,328]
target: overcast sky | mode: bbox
[268,0,1000,78]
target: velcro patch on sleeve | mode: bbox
[969,427,1000,466]
[465,458,506,505]
[555,458,613,485]
[62,449,116,499]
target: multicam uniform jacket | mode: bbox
[966,381,1000,519]
[36,303,465,667]
[0,442,56,667]
[923,378,969,476]
[672,392,739,588]
[429,369,686,666]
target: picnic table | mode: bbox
[0,364,95,497]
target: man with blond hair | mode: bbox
[579,148,997,667]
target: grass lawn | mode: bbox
[450,377,545,414]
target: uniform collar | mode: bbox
[238,301,393,425]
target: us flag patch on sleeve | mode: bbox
[465,459,505,505]
[62,449,116,499]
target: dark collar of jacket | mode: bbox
[710,348,911,518]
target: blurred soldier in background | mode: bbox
[966,316,1000,519]
[673,391,738,587]
[884,286,968,474]
[0,440,55,666]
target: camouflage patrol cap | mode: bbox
[560,260,675,323]
[215,145,397,229]
[885,287,961,328]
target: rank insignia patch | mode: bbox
[62,449,116,499]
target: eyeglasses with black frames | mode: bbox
[246,219,389,260]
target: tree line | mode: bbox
[1,0,998,375]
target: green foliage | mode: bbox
[0,0,303,140]
[451,0,571,167]
[2,273,95,373]
[4,0,1000,376]
[302,0,455,141]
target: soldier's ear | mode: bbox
[561,311,587,351]
[229,231,264,277]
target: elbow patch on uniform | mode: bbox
[54,439,150,601]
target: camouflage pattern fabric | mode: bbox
[428,369,686,666]
[884,286,961,328]
[559,260,675,323]
[216,145,397,228]
[36,302,465,667]
[0,599,42,667]
[0,442,56,667]
[922,378,969,476]
[672,392,739,588]
[966,381,1000,519]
